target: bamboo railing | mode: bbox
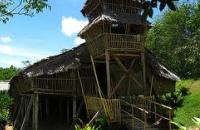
[84,96,121,122]
[32,78,76,94]
[83,0,143,17]
[87,33,144,57]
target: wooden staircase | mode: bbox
[84,96,173,130]
[120,98,173,130]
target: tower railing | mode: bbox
[84,0,143,18]
[87,33,144,58]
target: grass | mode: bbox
[173,79,200,127]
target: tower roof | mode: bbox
[79,13,151,36]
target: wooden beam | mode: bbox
[90,55,104,98]
[111,56,139,96]
[110,74,126,96]
[141,53,146,93]
[113,56,128,73]
[150,76,154,96]
[129,74,143,88]
[33,93,39,130]
[105,50,111,98]
[73,96,77,119]
[20,96,33,130]
[113,54,140,57]
[67,100,70,124]
[14,97,24,128]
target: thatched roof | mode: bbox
[79,13,150,36]
[146,50,180,81]
[13,42,179,82]
[21,43,89,77]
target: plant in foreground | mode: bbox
[171,117,200,130]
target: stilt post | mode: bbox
[105,50,111,98]
[33,93,39,130]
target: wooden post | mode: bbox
[144,112,147,130]
[20,96,33,130]
[45,97,49,118]
[90,55,103,98]
[33,93,39,130]
[105,50,111,98]
[154,103,157,122]
[141,53,146,94]
[169,110,172,130]
[14,97,24,128]
[73,96,77,120]
[67,99,70,124]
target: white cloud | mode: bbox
[61,17,88,37]
[0,36,12,43]
[0,44,48,59]
[0,59,23,68]
[74,37,85,45]
[0,45,13,55]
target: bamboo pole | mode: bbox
[20,96,33,130]
[141,53,146,94]
[105,50,111,98]
[73,96,77,120]
[33,93,39,130]
[169,110,172,130]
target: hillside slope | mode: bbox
[174,79,200,127]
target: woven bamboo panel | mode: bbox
[87,33,144,58]
[85,96,121,122]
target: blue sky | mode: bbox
[0,0,169,68]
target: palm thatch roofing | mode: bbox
[79,13,151,36]
[13,43,179,81]
[22,43,89,77]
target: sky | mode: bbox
[0,0,173,68]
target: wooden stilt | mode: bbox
[73,96,77,119]
[20,96,33,130]
[45,97,49,118]
[59,98,63,120]
[150,76,154,96]
[141,53,146,94]
[90,55,103,98]
[33,93,39,130]
[67,100,70,124]
[105,50,111,98]
[14,97,24,128]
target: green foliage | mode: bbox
[0,66,19,80]
[0,0,50,23]
[192,117,200,128]
[75,124,100,130]
[138,0,177,19]
[174,79,200,127]
[160,87,189,108]
[171,117,200,130]
[0,91,13,128]
[74,116,108,130]
[145,2,200,79]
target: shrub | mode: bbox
[74,116,108,130]
[159,87,189,108]
[0,91,13,128]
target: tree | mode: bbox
[0,0,50,23]
[0,0,178,23]
[145,2,200,78]
[0,66,19,80]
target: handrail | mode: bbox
[83,0,142,15]
[88,33,143,43]
[121,109,144,123]
[140,97,173,110]
[120,99,148,114]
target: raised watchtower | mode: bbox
[79,0,151,98]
